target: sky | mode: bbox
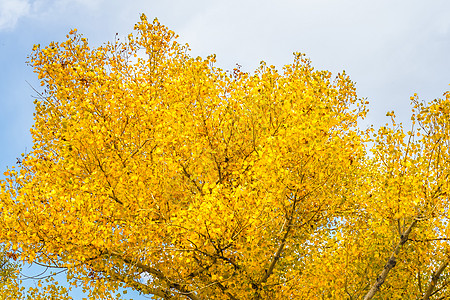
[0,0,449,298]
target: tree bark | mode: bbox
[363,220,417,300]
[422,257,449,300]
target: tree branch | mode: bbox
[107,271,173,299]
[363,219,417,300]
[107,250,202,300]
[258,216,293,286]
[422,257,449,300]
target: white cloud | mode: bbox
[29,0,104,17]
[0,0,106,32]
[0,0,30,31]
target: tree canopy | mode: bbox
[1,14,449,299]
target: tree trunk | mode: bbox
[422,257,449,300]
[363,220,417,300]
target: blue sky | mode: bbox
[0,0,449,298]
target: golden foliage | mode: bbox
[1,14,450,299]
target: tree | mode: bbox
[0,246,72,299]
[0,13,449,299]
[0,247,21,297]
[360,95,450,300]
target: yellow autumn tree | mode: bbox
[0,14,367,299]
[0,247,72,299]
[303,92,450,300]
[2,13,449,299]
[303,91,450,300]
[0,248,21,298]
[360,93,450,300]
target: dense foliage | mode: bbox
[0,14,449,299]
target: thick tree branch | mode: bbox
[258,216,293,286]
[422,257,449,300]
[108,271,172,299]
[216,282,238,300]
[107,250,202,300]
[180,163,204,196]
[363,219,417,300]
